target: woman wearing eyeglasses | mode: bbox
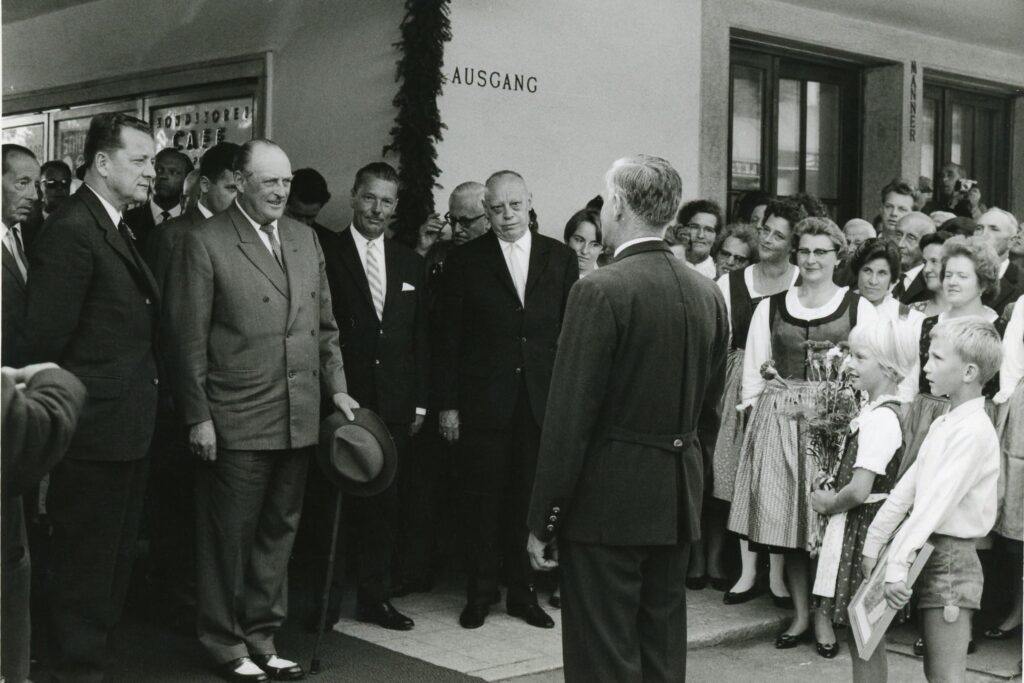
[675,199,723,279]
[712,223,759,279]
[563,209,603,278]
[712,199,804,608]
[729,217,879,656]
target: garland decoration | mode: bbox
[384,0,452,244]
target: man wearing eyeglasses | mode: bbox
[674,199,724,279]
[164,139,356,683]
[20,160,71,257]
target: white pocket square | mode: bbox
[402,282,416,292]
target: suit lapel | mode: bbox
[906,270,927,301]
[524,235,550,301]
[2,245,26,290]
[383,239,402,320]
[229,205,289,298]
[338,229,375,313]
[483,232,520,302]
[78,188,158,300]
[279,220,302,331]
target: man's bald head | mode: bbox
[448,181,488,244]
[894,211,936,270]
[842,218,876,253]
[484,171,531,243]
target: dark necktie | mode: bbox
[892,277,907,300]
[260,224,286,272]
[160,210,171,224]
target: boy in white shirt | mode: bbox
[862,317,1002,681]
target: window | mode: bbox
[728,47,861,222]
[921,83,1010,210]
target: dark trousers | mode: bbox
[397,415,454,582]
[560,540,689,683]
[458,386,540,606]
[196,447,310,664]
[1,499,31,683]
[46,457,150,683]
[308,425,407,605]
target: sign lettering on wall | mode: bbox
[448,67,538,93]
[909,61,917,143]
[152,97,255,163]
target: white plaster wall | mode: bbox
[434,0,704,239]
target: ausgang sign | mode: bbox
[448,66,538,93]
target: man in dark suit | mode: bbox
[24,112,161,683]
[436,170,578,630]
[124,147,193,256]
[284,167,332,230]
[527,155,729,683]
[21,160,72,257]
[976,208,1023,313]
[165,139,356,683]
[892,212,936,304]
[310,162,427,630]
[2,363,86,683]
[147,142,240,291]
[2,144,39,368]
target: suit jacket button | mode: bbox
[310,330,315,336]
[152,378,159,385]
[552,507,560,513]
[145,298,152,305]
[549,515,557,522]
[514,367,522,374]
[375,360,381,365]
[288,371,296,379]
[546,524,555,532]
[311,292,316,298]
[520,336,527,342]
[673,438,683,448]
[263,296,270,302]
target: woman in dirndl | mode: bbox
[728,217,879,651]
[984,294,1024,640]
[711,201,801,605]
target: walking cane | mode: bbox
[310,490,343,675]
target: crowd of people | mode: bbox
[1,111,1022,683]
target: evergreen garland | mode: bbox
[385,0,452,244]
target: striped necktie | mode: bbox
[9,225,27,280]
[260,224,286,272]
[366,238,385,320]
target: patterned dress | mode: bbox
[819,401,903,626]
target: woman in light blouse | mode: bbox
[728,217,878,652]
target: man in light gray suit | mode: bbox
[165,139,357,683]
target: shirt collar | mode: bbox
[940,396,987,425]
[349,224,384,249]
[903,263,924,285]
[998,258,1010,280]
[235,200,276,231]
[150,199,182,223]
[196,201,213,219]
[498,228,532,252]
[614,236,663,258]
[84,183,123,227]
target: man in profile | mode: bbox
[527,155,728,682]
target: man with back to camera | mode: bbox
[307,161,427,631]
[436,170,578,630]
[23,112,161,683]
[975,207,1023,312]
[164,138,357,683]
[527,154,729,682]
[878,178,918,242]
[892,211,936,304]
[124,146,193,254]
[147,141,240,290]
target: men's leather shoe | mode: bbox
[507,602,555,629]
[459,602,489,629]
[251,654,305,681]
[217,657,269,683]
[356,600,414,630]
[392,577,434,598]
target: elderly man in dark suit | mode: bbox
[527,155,729,683]
[2,363,86,683]
[310,161,428,631]
[165,139,356,683]
[24,112,161,683]
[976,208,1023,312]
[437,170,578,630]
[892,212,936,304]
[147,141,240,289]
[2,144,39,368]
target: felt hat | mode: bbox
[316,408,397,497]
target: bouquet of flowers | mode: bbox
[769,340,859,556]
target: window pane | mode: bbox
[950,103,975,173]
[54,117,94,172]
[776,79,801,196]
[2,123,44,160]
[973,107,993,194]
[730,65,763,191]
[920,97,937,183]
[804,81,839,199]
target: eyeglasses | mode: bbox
[796,248,836,259]
[445,211,485,229]
[718,248,750,264]
[685,222,717,236]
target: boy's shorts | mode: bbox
[916,534,983,617]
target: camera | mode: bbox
[955,178,978,193]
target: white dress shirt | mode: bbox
[150,199,182,225]
[997,295,1024,402]
[688,255,716,279]
[613,236,663,258]
[499,229,532,302]
[862,396,1000,583]
[740,287,879,407]
[349,225,388,302]
[235,201,280,258]
[998,258,1010,281]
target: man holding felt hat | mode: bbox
[164,139,356,683]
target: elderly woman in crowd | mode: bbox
[563,208,603,278]
[909,231,953,318]
[710,199,805,606]
[675,199,724,278]
[712,223,759,279]
[728,217,878,654]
